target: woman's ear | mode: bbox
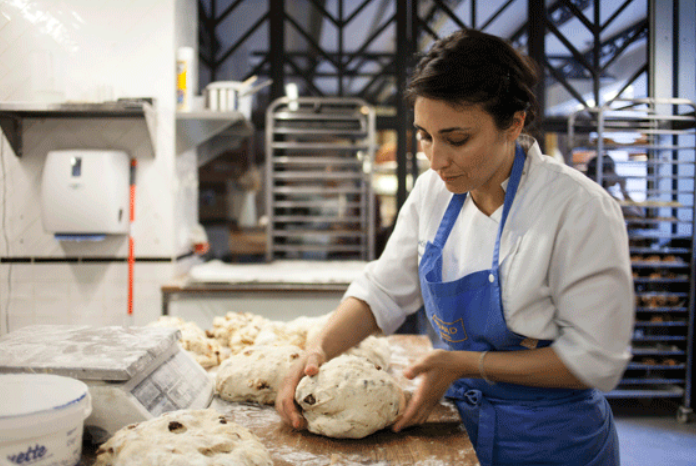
[508,111,526,141]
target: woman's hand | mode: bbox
[275,349,327,430]
[392,349,473,432]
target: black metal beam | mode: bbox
[395,0,410,211]
[480,0,517,31]
[528,0,546,147]
[547,19,648,81]
[269,0,285,101]
[511,0,592,48]
[215,13,268,68]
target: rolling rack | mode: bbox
[568,98,696,423]
[265,97,376,261]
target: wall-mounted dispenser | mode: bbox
[41,150,130,236]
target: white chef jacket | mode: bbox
[345,136,634,392]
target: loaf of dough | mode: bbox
[295,354,403,439]
[345,335,391,369]
[148,316,222,368]
[93,408,272,466]
[216,345,303,405]
[210,312,271,353]
[305,315,392,369]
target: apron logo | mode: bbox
[432,315,468,343]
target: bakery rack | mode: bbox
[265,97,376,261]
[568,98,696,423]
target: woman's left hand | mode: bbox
[391,349,473,432]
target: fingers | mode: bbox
[403,357,429,380]
[275,374,304,429]
[276,350,326,430]
[276,357,311,429]
[391,390,432,432]
[276,389,306,429]
[304,351,325,376]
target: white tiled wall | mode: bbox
[1,261,179,330]
[0,0,200,334]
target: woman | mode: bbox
[277,29,634,466]
[586,154,646,220]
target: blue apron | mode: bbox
[418,144,620,466]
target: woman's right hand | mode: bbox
[275,349,327,429]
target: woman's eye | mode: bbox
[449,138,468,146]
[417,132,432,143]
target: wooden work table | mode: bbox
[81,335,479,465]
[210,335,478,465]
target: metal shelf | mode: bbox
[630,247,691,254]
[568,98,696,416]
[0,100,157,157]
[273,156,364,166]
[270,142,372,151]
[627,363,686,370]
[175,110,253,157]
[266,97,376,261]
[631,347,685,356]
[607,386,685,399]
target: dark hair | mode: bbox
[405,29,540,131]
[586,155,617,177]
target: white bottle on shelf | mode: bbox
[176,47,195,111]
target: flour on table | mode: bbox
[93,408,272,466]
[216,345,303,405]
[295,354,404,439]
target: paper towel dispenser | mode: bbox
[41,150,130,235]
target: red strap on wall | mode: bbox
[128,159,137,316]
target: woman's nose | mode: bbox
[428,143,449,171]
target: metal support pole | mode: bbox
[649,0,674,107]
[269,0,285,101]
[395,0,410,211]
[593,0,601,107]
[527,0,546,149]
[209,0,218,81]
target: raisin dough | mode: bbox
[216,345,303,405]
[345,335,391,369]
[208,313,326,354]
[306,319,392,369]
[295,354,404,439]
[148,316,222,368]
[94,408,272,466]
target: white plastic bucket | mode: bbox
[0,373,92,466]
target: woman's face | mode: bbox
[414,97,523,197]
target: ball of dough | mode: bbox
[210,312,271,353]
[94,408,272,466]
[295,354,403,439]
[148,316,222,368]
[216,345,303,405]
[345,335,391,369]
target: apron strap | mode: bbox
[432,193,467,249]
[492,143,526,271]
[450,388,496,466]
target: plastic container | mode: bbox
[177,47,195,111]
[205,81,241,112]
[0,374,92,466]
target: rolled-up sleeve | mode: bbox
[344,182,425,335]
[550,193,635,392]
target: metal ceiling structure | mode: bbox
[197,0,688,209]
